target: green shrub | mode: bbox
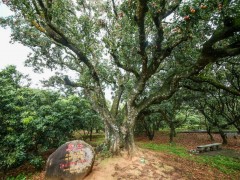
[6,174,26,180]
[29,156,44,170]
[0,66,103,172]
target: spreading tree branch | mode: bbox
[111,0,118,19]
[194,17,240,72]
[189,76,240,96]
[110,85,124,117]
[110,51,140,79]
[136,0,149,73]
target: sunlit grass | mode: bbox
[138,142,240,175]
[138,142,190,158]
[199,155,240,174]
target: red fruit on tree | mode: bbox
[218,3,223,10]
[200,4,207,9]
[184,15,190,21]
[190,8,196,13]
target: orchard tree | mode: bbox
[0,66,102,171]
[141,92,190,143]
[182,57,240,144]
[0,66,29,172]
[158,98,188,143]
[137,110,163,140]
[1,0,240,154]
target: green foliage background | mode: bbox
[0,66,102,172]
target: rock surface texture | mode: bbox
[45,140,95,180]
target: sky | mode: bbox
[0,3,54,87]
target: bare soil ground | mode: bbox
[4,132,240,180]
[29,148,236,180]
[84,132,240,180]
[86,150,185,180]
[135,131,240,152]
[84,149,236,180]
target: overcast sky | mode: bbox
[0,3,55,87]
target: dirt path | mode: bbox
[84,149,233,180]
[85,150,183,180]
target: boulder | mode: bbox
[45,140,95,180]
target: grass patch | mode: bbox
[6,173,27,180]
[138,142,190,158]
[199,155,240,174]
[138,142,240,175]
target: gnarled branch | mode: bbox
[189,76,240,96]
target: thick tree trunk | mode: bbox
[218,128,227,145]
[99,104,138,155]
[169,123,175,143]
[104,122,121,154]
[173,128,177,137]
[146,129,154,140]
[144,121,155,140]
[122,126,136,153]
[95,128,100,133]
[120,112,137,154]
[207,127,214,141]
[104,122,136,155]
[208,131,214,142]
[89,127,93,141]
[204,119,214,141]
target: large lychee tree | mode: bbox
[1,0,240,154]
